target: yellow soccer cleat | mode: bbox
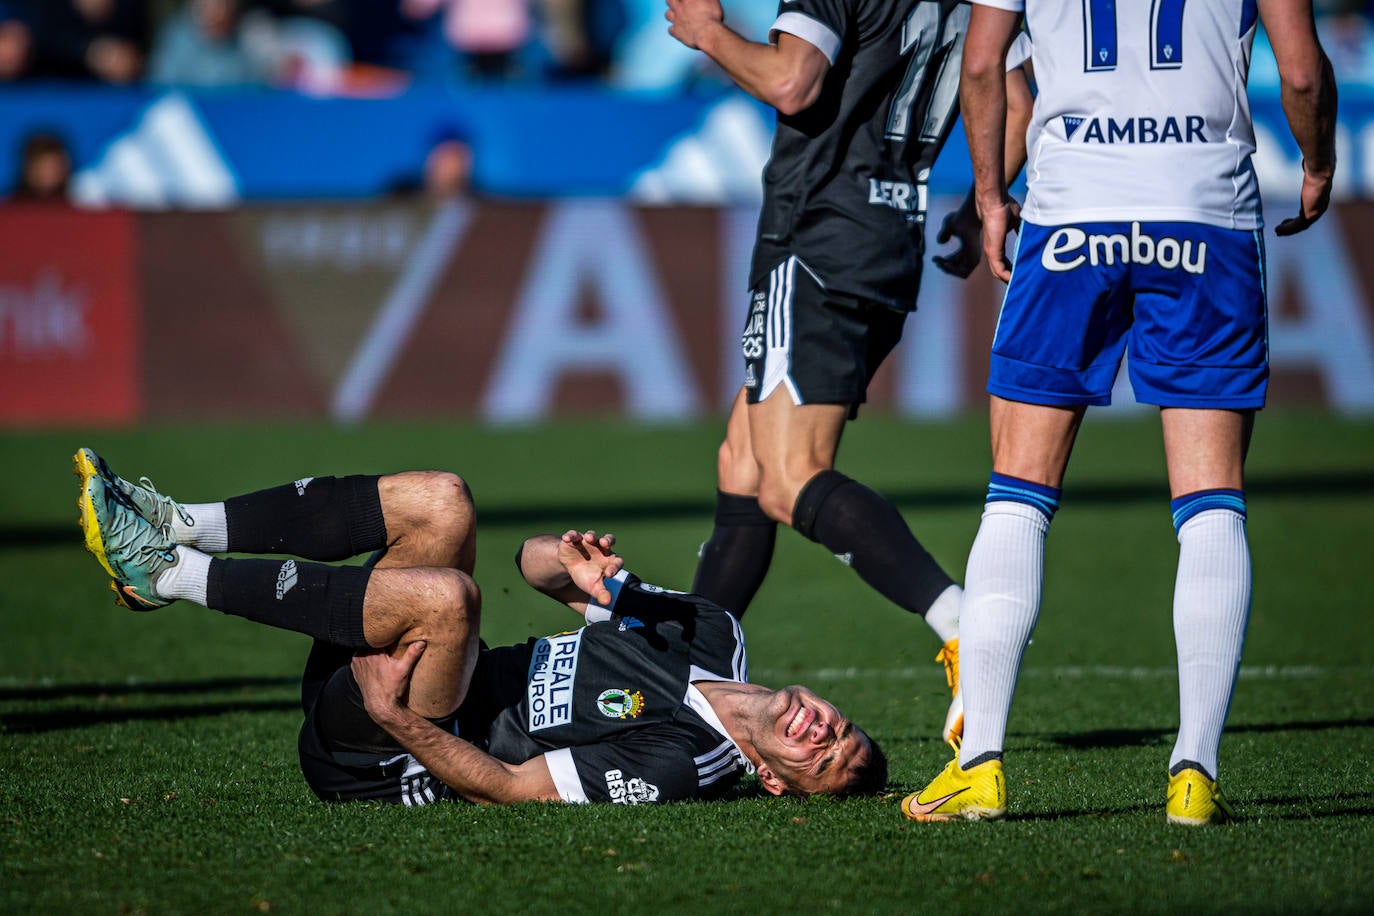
[902,754,1007,822]
[936,638,963,746]
[75,449,117,579]
[1167,767,1236,826]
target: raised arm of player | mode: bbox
[353,642,563,804]
[935,61,1035,278]
[665,0,829,115]
[1260,0,1338,236]
[960,4,1023,282]
[517,530,624,614]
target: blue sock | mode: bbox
[987,472,1062,521]
[1170,489,1246,533]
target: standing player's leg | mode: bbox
[748,386,963,645]
[1159,407,1252,825]
[1128,222,1267,825]
[692,387,777,617]
[902,396,1080,822]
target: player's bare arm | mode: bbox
[1259,0,1337,236]
[518,530,623,612]
[353,642,562,804]
[936,63,1034,279]
[960,5,1022,282]
[665,0,829,115]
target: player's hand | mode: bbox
[666,0,724,50]
[1275,161,1334,236]
[557,530,624,605]
[978,196,1021,283]
[352,641,425,723]
[932,199,983,279]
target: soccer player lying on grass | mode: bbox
[73,448,885,806]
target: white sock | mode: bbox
[924,583,962,644]
[1169,508,1251,781]
[175,503,228,553]
[958,500,1050,767]
[156,545,212,605]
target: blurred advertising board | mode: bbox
[0,209,138,425]
[2,200,1372,427]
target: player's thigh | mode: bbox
[989,221,1135,406]
[1127,225,1267,410]
[741,255,906,411]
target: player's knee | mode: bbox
[421,471,475,531]
[416,569,481,640]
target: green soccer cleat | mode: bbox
[75,462,177,611]
[902,754,1007,822]
[74,447,191,535]
[1167,767,1235,826]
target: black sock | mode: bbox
[691,491,777,618]
[792,470,955,616]
[225,475,386,561]
[207,557,371,648]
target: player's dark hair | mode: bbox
[837,729,888,798]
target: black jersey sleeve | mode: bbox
[542,723,745,804]
[769,0,855,62]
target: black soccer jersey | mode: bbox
[454,571,752,804]
[751,0,971,311]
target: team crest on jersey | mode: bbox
[597,689,645,720]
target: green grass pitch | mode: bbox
[2,413,1371,913]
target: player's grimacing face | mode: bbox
[759,685,869,796]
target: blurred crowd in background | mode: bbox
[0,0,786,93]
[3,0,1373,205]
[0,0,1363,96]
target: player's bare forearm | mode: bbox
[352,644,560,805]
[1004,64,1033,183]
[960,9,1017,208]
[667,0,828,115]
[961,6,1021,279]
[378,704,559,804]
[518,531,622,612]
[1260,0,1337,234]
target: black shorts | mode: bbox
[741,255,907,413]
[295,639,523,806]
[296,640,459,806]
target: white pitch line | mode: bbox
[751,664,1374,682]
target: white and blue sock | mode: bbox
[1168,489,1251,782]
[958,473,1061,769]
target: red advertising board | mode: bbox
[0,208,138,424]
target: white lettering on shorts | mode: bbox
[1041,223,1206,275]
[604,768,660,805]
